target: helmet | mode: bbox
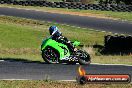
[49,26,59,35]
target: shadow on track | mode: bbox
[0,57,46,64]
[0,57,79,65]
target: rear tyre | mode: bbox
[42,47,59,64]
[76,50,91,65]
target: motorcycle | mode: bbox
[41,36,91,65]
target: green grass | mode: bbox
[0,16,132,65]
[0,23,43,48]
[0,16,105,48]
[0,15,105,62]
[0,4,132,21]
[0,81,131,88]
[9,0,63,1]
[46,0,63,1]
[0,54,43,62]
[93,55,132,64]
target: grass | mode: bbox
[93,55,132,64]
[0,4,132,21]
[0,16,105,47]
[0,15,104,61]
[0,23,43,48]
[7,0,63,1]
[0,15,132,65]
[0,54,43,62]
[0,81,131,88]
[47,0,63,2]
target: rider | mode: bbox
[49,26,76,54]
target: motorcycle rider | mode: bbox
[49,26,77,54]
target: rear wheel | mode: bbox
[42,47,59,64]
[75,50,91,65]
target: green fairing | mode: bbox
[41,38,70,60]
[41,36,91,65]
[73,41,80,47]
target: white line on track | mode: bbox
[65,24,70,26]
[91,63,132,66]
[77,27,81,29]
[0,60,4,62]
[66,63,132,66]
[95,30,99,32]
[77,63,132,66]
[82,28,87,29]
[101,31,106,32]
[89,29,94,30]
[121,34,125,35]
[71,26,76,28]
[114,33,118,35]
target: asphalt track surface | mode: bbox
[0,7,132,81]
[0,60,132,81]
[0,7,132,35]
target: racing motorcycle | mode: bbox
[41,36,91,65]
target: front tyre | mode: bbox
[76,50,91,65]
[42,47,59,64]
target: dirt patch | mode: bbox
[82,46,95,55]
[47,10,116,20]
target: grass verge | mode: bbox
[0,80,131,88]
[0,15,132,65]
[0,4,132,21]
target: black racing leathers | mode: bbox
[51,32,74,53]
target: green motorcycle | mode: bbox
[41,36,91,65]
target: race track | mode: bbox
[0,7,132,81]
[0,60,132,81]
[0,7,132,35]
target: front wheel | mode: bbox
[42,47,59,64]
[75,50,91,65]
